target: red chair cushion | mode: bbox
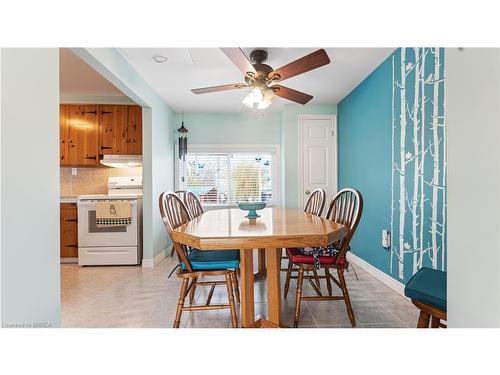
[286,248,348,267]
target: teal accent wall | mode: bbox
[175,103,337,208]
[338,59,393,277]
[338,48,446,283]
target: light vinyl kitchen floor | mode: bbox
[61,254,419,328]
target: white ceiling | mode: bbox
[59,48,127,98]
[120,48,395,113]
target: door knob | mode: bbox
[305,189,310,195]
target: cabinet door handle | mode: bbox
[100,145,113,150]
[63,218,77,222]
[84,155,97,160]
[84,110,97,115]
[101,110,113,115]
[64,244,78,248]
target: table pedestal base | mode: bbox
[240,248,282,328]
[247,318,281,328]
[253,248,267,279]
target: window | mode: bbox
[177,145,280,207]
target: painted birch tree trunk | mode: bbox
[411,48,420,274]
[390,48,446,280]
[419,50,426,268]
[398,48,407,279]
[431,48,440,269]
[390,56,395,273]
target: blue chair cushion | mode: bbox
[404,267,447,311]
[181,249,240,271]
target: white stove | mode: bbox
[77,176,143,266]
[79,193,143,201]
[79,176,143,201]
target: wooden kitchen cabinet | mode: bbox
[98,105,128,155]
[59,104,142,166]
[60,104,70,165]
[59,104,99,166]
[60,203,78,258]
[126,105,142,155]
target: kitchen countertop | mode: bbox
[60,196,79,204]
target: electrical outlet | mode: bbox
[382,230,391,249]
[71,168,77,176]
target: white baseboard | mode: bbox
[142,247,170,268]
[347,252,407,298]
[60,257,78,264]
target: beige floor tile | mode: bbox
[61,255,418,329]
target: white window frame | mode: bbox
[175,143,281,207]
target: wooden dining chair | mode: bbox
[167,191,188,257]
[175,190,187,202]
[284,188,363,327]
[303,188,326,216]
[281,188,326,288]
[159,192,240,328]
[184,190,204,219]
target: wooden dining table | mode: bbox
[171,207,347,328]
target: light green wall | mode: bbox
[175,104,337,209]
[1,49,61,326]
[174,111,281,144]
[281,104,337,208]
[73,48,175,261]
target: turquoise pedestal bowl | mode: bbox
[238,202,267,219]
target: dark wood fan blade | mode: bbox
[220,48,256,75]
[268,49,330,82]
[191,83,248,94]
[271,84,313,105]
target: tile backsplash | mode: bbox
[60,167,143,196]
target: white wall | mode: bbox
[446,48,500,327]
[0,48,2,323]
[0,49,61,326]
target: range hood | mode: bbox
[100,155,142,168]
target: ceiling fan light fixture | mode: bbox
[192,48,330,108]
[257,87,275,109]
[242,87,264,108]
[257,100,271,110]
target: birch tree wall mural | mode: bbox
[390,47,446,281]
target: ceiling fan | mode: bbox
[191,48,330,109]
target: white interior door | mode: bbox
[299,115,337,209]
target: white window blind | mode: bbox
[182,151,274,206]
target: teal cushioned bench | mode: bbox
[181,249,240,271]
[404,267,447,311]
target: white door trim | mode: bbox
[298,114,338,209]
